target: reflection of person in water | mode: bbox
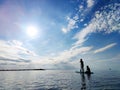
[81,73,86,90]
[80,59,84,72]
[80,72,91,90]
[79,60,92,89]
[85,66,91,81]
[86,72,91,80]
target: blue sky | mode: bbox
[0,0,120,70]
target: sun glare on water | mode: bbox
[26,25,38,37]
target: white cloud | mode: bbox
[31,46,92,66]
[73,3,120,48]
[0,39,92,69]
[0,40,36,63]
[53,46,92,63]
[79,5,83,9]
[94,43,117,53]
[80,19,84,22]
[62,2,119,49]
[84,23,87,26]
[62,17,78,33]
[73,23,95,46]
[87,0,94,8]
[62,0,95,34]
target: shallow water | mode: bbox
[0,70,120,90]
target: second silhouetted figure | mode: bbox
[85,66,91,74]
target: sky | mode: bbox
[0,0,120,70]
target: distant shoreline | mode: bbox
[0,69,45,71]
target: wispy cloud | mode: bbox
[0,57,30,63]
[0,40,36,63]
[31,46,93,64]
[94,43,117,54]
[0,39,92,69]
[54,46,93,62]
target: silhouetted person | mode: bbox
[80,59,84,72]
[85,66,91,74]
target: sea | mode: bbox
[0,70,120,90]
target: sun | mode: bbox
[26,25,38,37]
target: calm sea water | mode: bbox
[0,70,120,90]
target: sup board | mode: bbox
[75,71,93,74]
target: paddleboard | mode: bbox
[75,71,93,74]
